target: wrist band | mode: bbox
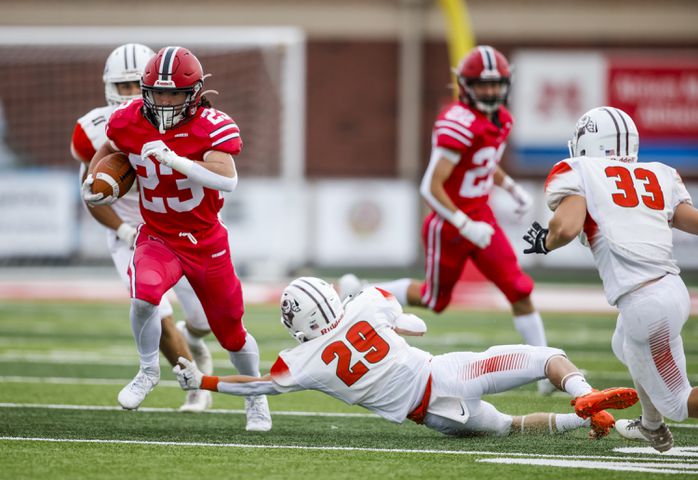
[200,375,220,391]
[449,210,469,229]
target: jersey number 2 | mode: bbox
[321,321,390,387]
[605,166,665,210]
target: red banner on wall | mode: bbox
[608,57,698,139]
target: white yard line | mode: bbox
[0,435,693,463]
[2,402,698,430]
[0,402,374,418]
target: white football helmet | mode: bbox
[103,43,155,106]
[280,277,344,343]
[568,106,639,162]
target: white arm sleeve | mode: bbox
[420,147,462,222]
[170,155,238,192]
[216,380,281,396]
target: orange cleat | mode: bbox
[573,387,638,419]
[588,410,615,439]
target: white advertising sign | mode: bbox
[510,51,607,146]
[0,172,75,256]
[312,180,418,266]
[220,179,309,277]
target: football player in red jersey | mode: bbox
[340,46,552,394]
[82,46,271,430]
[71,43,215,413]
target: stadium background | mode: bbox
[0,0,697,300]
[2,3,698,478]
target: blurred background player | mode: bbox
[524,106,698,452]
[340,45,552,394]
[174,277,637,439]
[71,43,214,413]
[82,46,271,431]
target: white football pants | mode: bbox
[612,273,692,421]
[424,345,565,436]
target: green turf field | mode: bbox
[1,299,698,479]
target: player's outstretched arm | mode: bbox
[173,357,280,396]
[673,202,698,235]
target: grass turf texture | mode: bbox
[1,300,697,479]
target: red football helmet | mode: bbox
[141,46,205,132]
[455,45,511,114]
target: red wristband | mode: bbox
[200,375,220,391]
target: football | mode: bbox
[91,152,136,199]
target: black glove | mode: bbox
[523,221,549,254]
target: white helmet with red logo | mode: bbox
[103,43,155,106]
[568,106,639,162]
[280,277,344,343]
[141,46,205,132]
[455,45,511,113]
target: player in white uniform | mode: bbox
[523,106,698,452]
[173,277,637,439]
[71,43,214,412]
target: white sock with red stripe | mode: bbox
[373,278,411,306]
[513,312,547,346]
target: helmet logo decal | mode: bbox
[280,298,300,329]
[575,114,597,144]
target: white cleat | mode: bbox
[118,368,159,410]
[176,321,213,375]
[338,273,365,301]
[537,378,557,396]
[616,417,674,452]
[245,395,272,432]
[179,389,213,413]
